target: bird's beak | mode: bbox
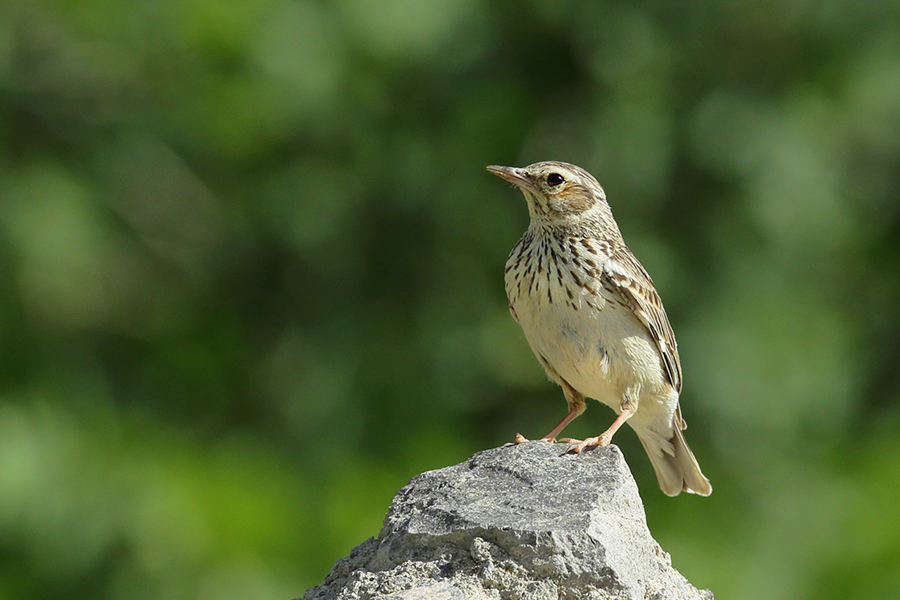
[487,165,531,190]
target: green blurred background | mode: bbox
[2,0,900,598]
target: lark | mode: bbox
[488,161,711,496]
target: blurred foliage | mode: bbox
[1,0,900,599]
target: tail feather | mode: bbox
[636,419,712,497]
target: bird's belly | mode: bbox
[514,291,664,410]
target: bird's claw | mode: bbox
[562,434,611,454]
[510,433,558,445]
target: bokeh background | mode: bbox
[2,0,900,598]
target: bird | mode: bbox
[488,161,711,496]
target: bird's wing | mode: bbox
[508,299,520,323]
[603,246,683,393]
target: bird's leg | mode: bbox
[515,380,585,444]
[540,404,584,441]
[564,389,638,453]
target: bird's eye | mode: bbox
[547,173,564,186]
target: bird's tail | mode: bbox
[635,410,712,497]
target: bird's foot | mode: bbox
[502,433,530,447]
[562,433,612,454]
[506,433,557,446]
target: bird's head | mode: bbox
[487,161,613,231]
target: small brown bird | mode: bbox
[489,161,711,496]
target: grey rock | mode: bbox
[372,582,467,599]
[302,441,713,600]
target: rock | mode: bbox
[372,582,467,600]
[302,441,713,600]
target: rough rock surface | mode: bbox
[302,442,712,600]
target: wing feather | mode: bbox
[602,246,682,393]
